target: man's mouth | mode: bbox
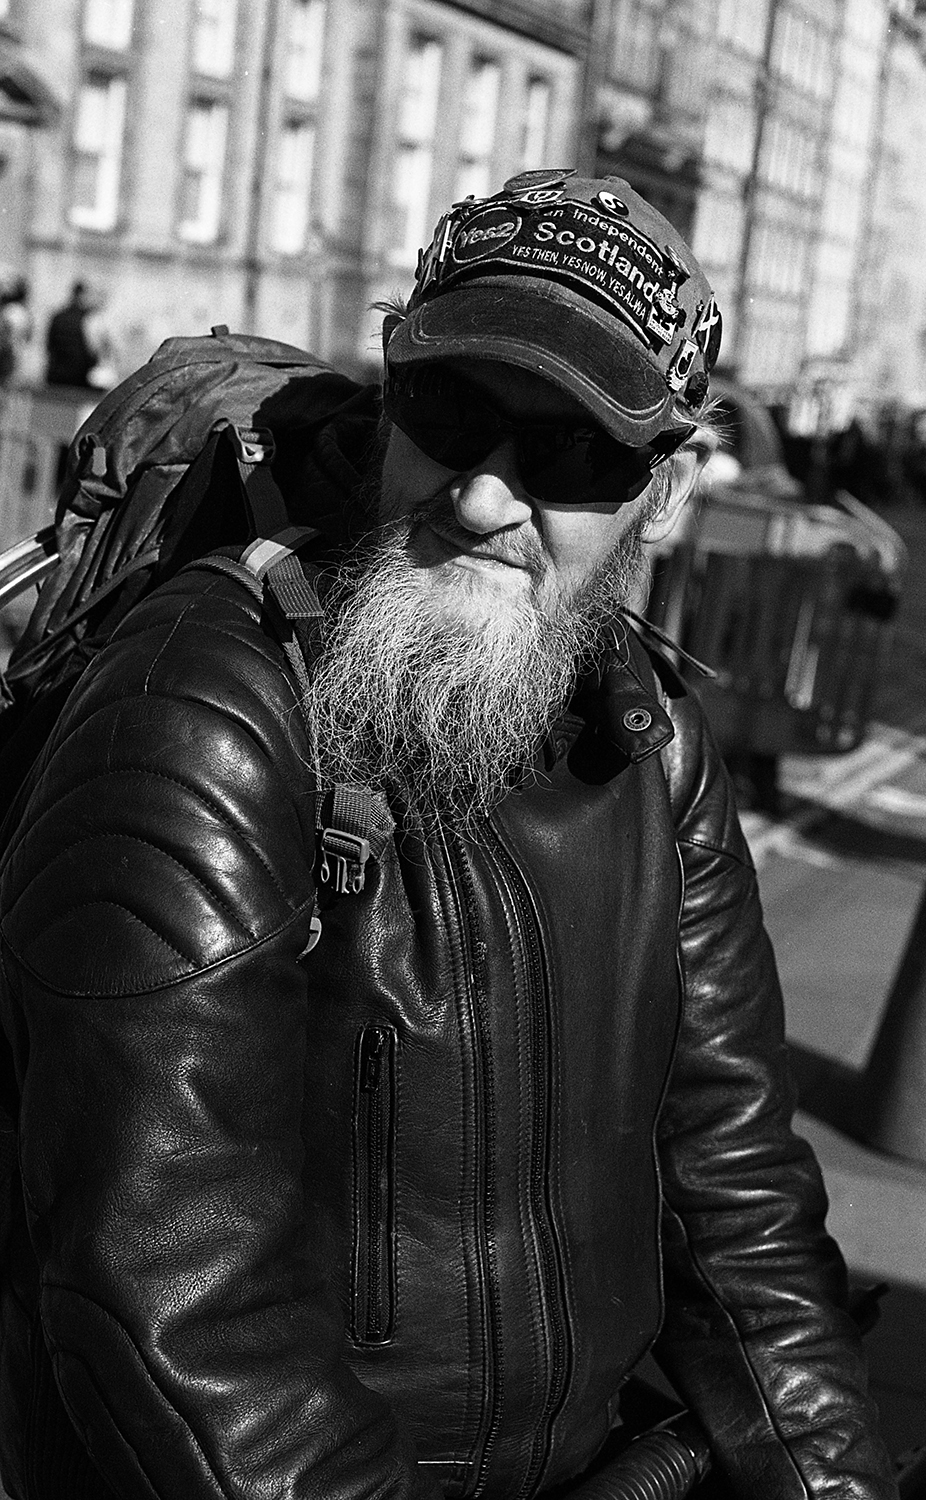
[417,515,534,574]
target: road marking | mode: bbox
[867,786,926,818]
[786,722,924,796]
[760,826,840,868]
[747,724,926,868]
[748,817,834,868]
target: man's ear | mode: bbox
[641,438,713,544]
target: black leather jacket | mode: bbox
[0,451,895,1499]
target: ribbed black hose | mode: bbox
[567,1289,890,1500]
[571,1414,713,1500]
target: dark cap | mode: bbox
[384,168,722,445]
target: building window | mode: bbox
[715,0,769,55]
[83,0,133,49]
[391,33,443,263]
[846,0,885,46]
[741,304,802,386]
[762,116,817,199]
[272,119,315,253]
[772,6,830,98]
[691,187,744,274]
[455,57,500,202]
[832,59,877,148]
[70,73,126,231]
[285,0,326,102]
[610,0,662,89]
[703,93,755,175]
[178,98,228,243]
[520,76,551,167]
[191,0,236,79]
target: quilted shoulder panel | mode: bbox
[1,568,317,995]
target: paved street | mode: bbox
[738,497,926,1466]
[742,726,926,1461]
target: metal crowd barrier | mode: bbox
[648,482,907,757]
[0,385,94,664]
[0,385,94,527]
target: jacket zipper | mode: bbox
[435,826,505,1494]
[351,1022,396,1345]
[650,841,689,1337]
[481,823,571,1500]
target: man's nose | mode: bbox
[449,439,534,535]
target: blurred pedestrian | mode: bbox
[45,280,110,389]
[831,406,906,510]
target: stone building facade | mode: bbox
[4,0,583,381]
[851,3,926,407]
[2,0,925,400]
[597,0,926,404]
[0,8,59,279]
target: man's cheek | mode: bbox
[379,428,451,522]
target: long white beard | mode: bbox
[303,500,648,826]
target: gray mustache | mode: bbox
[410,493,544,577]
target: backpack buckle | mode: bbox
[228,424,276,466]
[319,827,372,895]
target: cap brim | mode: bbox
[385,278,673,444]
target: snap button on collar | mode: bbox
[622,707,653,732]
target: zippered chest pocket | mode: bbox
[351,1023,397,1345]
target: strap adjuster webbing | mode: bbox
[241,528,316,579]
[241,529,323,624]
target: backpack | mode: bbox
[0,328,396,1240]
[2,318,398,883]
[0,327,375,816]
[5,325,366,699]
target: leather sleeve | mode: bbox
[653,675,896,1500]
[0,571,439,1500]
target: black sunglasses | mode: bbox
[382,364,694,507]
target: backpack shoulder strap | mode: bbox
[195,535,396,951]
[194,531,323,704]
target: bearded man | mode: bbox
[0,173,895,1500]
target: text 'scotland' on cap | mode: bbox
[385,168,723,445]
